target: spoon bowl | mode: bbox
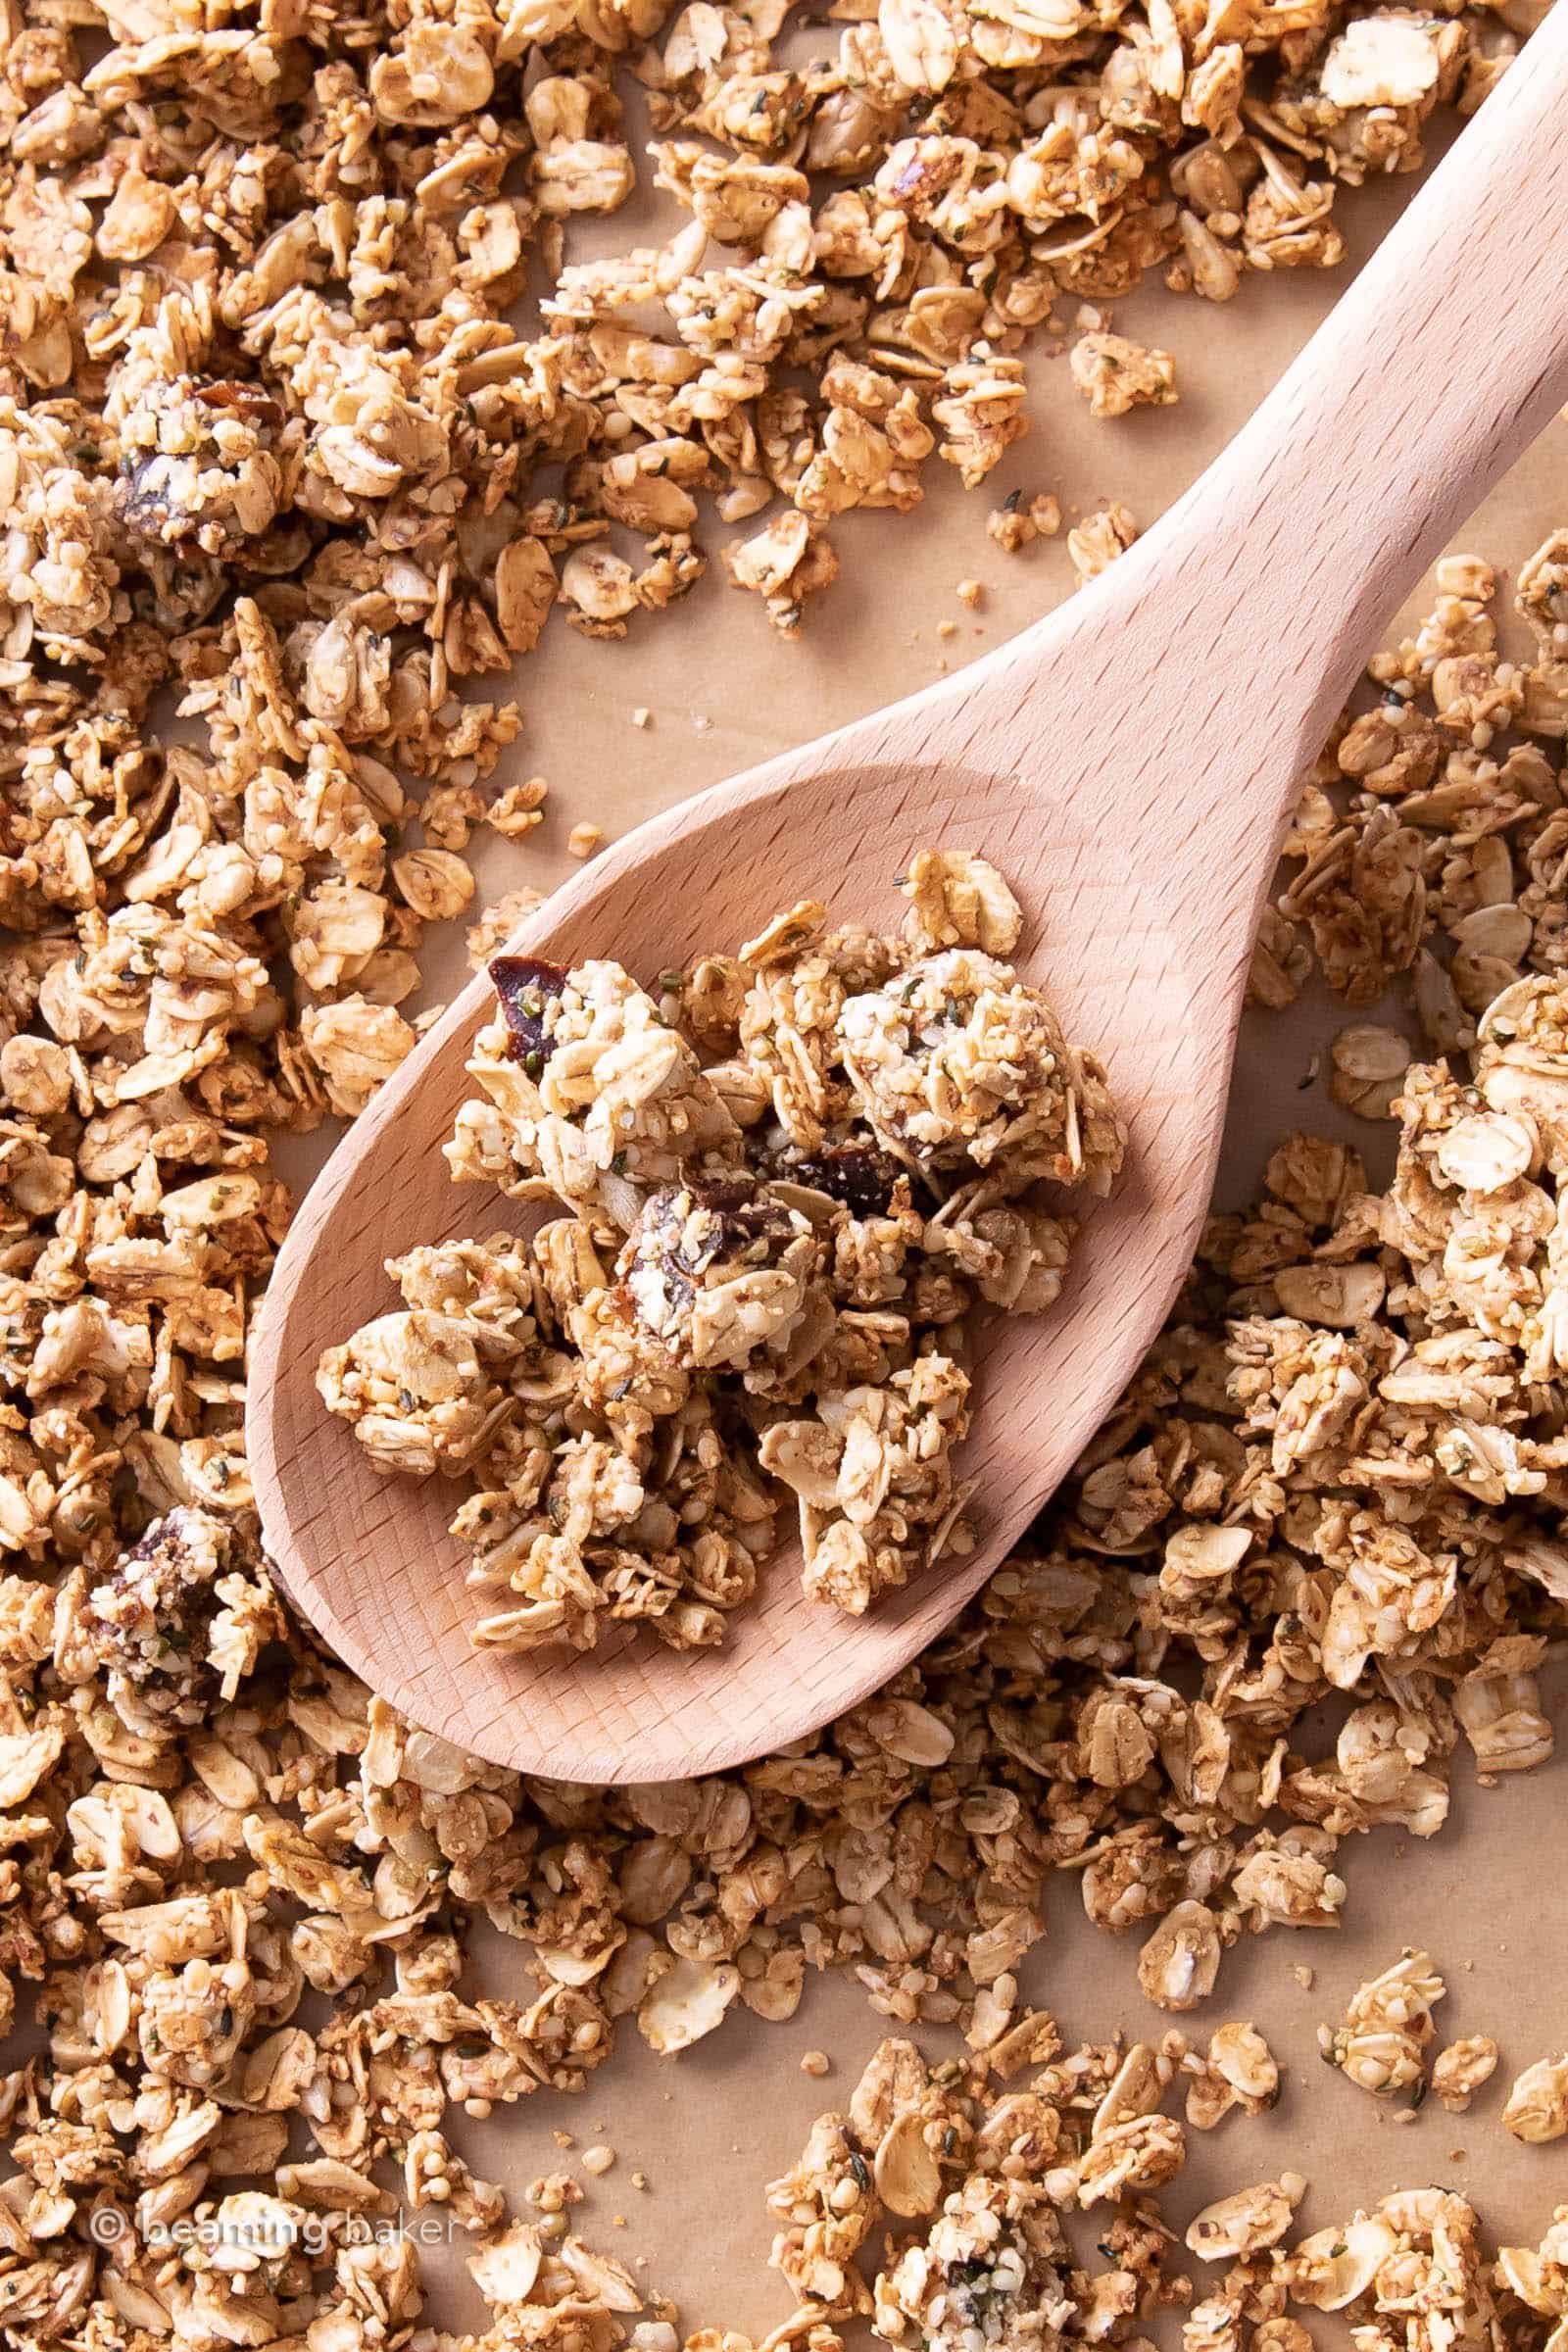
[250,732,1218,1779]
[249,24,1568,1779]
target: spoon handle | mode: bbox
[1117,10,1568,791]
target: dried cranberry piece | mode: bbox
[683,1178,760,1219]
[195,380,285,430]
[785,1145,903,1216]
[491,955,567,1070]
[627,1180,791,1286]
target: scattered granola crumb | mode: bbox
[1320,1951,1446,2100]
[956,579,984,609]
[801,2050,832,2078]
[1187,2174,1306,2259]
[1433,2037,1500,2114]
[1185,2024,1280,2131]
[1068,501,1141,587]
[632,708,653,729]
[1069,332,1179,419]
[567,822,606,859]
[583,2146,616,2176]
[1503,2054,1568,2143]
[488,777,551,839]
[528,2173,585,2212]
[937,618,958,639]
[988,492,1063,554]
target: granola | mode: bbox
[1503,2053,1568,2144]
[1286,2187,1497,2342]
[319,854,1126,1646]
[1068,333,1178,419]
[769,2026,1194,2346]
[1432,2034,1500,2114]
[1318,1947,1446,2101]
[7,104,1568,2326]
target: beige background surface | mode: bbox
[294,131,1568,2334]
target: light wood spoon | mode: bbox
[251,21,1568,1782]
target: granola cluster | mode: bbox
[318,851,1126,1645]
[1318,1945,1446,2100]
[1257,546,1568,1063]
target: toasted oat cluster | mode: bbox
[1318,1947,1446,2102]
[319,852,1126,1645]
[1504,2051,1568,2144]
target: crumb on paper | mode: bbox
[489,778,552,839]
[1068,502,1141,587]
[989,492,1063,553]
[1503,2054,1568,2143]
[1068,332,1179,418]
[1433,2036,1500,2114]
[1319,1950,1446,2102]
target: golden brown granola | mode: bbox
[6,73,1568,2309]
[1317,1947,1446,2103]
[1504,2053,1568,2144]
[1432,2034,1500,2114]
[318,851,1126,1646]
[767,2026,1194,2343]
[1068,331,1177,418]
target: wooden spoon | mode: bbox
[251,23,1568,1782]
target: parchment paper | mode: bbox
[293,136,1568,2332]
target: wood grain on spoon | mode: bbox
[249,21,1568,1782]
